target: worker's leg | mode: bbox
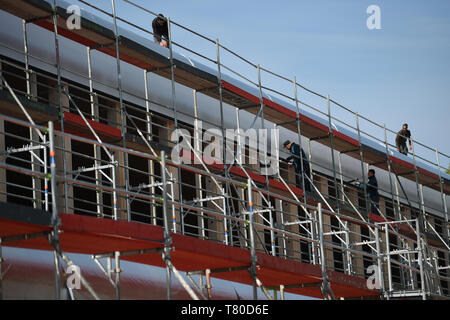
[303,173,311,192]
[294,170,301,189]
[370,199,380,215]
[402,144,408,155]
[399,143,408,155]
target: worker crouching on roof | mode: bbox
[152,13,169,48]
[283,140,311,193]
[359,169,380,216]
[396,123,412,156]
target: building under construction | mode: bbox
[0,0,449,300]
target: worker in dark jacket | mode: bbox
[395,123,412,155]
[360,169,380,215]
[152,14,169,48]
[283,140,311,192]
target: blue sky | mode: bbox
[77,0,450,169]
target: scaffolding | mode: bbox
[0,0,448,300]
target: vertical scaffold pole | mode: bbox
[49,121,61,300]
[327,96,340,214]
[416,218,426,300]
[216,39,227,167]
[256,65,269,188]
[222,187,229,245]
[293,77,307,204]
[51,0,69,214]
[193,90,206,239]
[161,150,172,300]
[383,125,399,220]
[307,139,314,181]
[393,174,402,217]
[143,70,152,140]
[344,221,352,275]
[435,149,449,242]
[143,70,157,225]
[247,178,258,300]
[111,156,118,220]
[317,202,334,299]
[115,251,121,300]
[337,151,352,274]
[410,138,426,232]
[23,19,43,212]
[269,205,275,256]
[355,113,370,216]
[87,46,103,218]
[216,38,233,244]
[44,135,49,211]
[311,210,318,265]
[375,226,386,296]
[318,202,326,275]
[22,20,31,97]
[167,17,184,230]
[236,109,249,248]
[337,152,345,202]
[111,0,131,221]
[385,225,393,293]
[86,47,95,119]
[170,174,177,233]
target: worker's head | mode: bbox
[283,140,292,150]
[402,123,408,130]
[157,13,165,25]
[368,169,375,177]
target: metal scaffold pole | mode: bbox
[256,64,269,191]
[50,0,69,214]
[48,121,61,300]
[23,19,44,211]
[115,251,121,300]
[167,16,184,232]
[247,178,258,300]
[143,69,158,225]
[192,89,206,239]
[410,138,426,231]
[383,125,399,219]
[293,77,307,205]
[327,96,340,215]
[161,150,172,300]
[317,202,335,300]
[111,0,131,221]
[374,225,386,296]
[216,39,227,167]
[86,46,104,218]
[416,218,426,300]
[216,38,234,242]
[355,113,370,217]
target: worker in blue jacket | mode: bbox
[360,169,380,215]
[283,140,311,192]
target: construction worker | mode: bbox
[360,169,380,216]
[395,123,412,155]
[152,14,169,48]
[283,140,311,192]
